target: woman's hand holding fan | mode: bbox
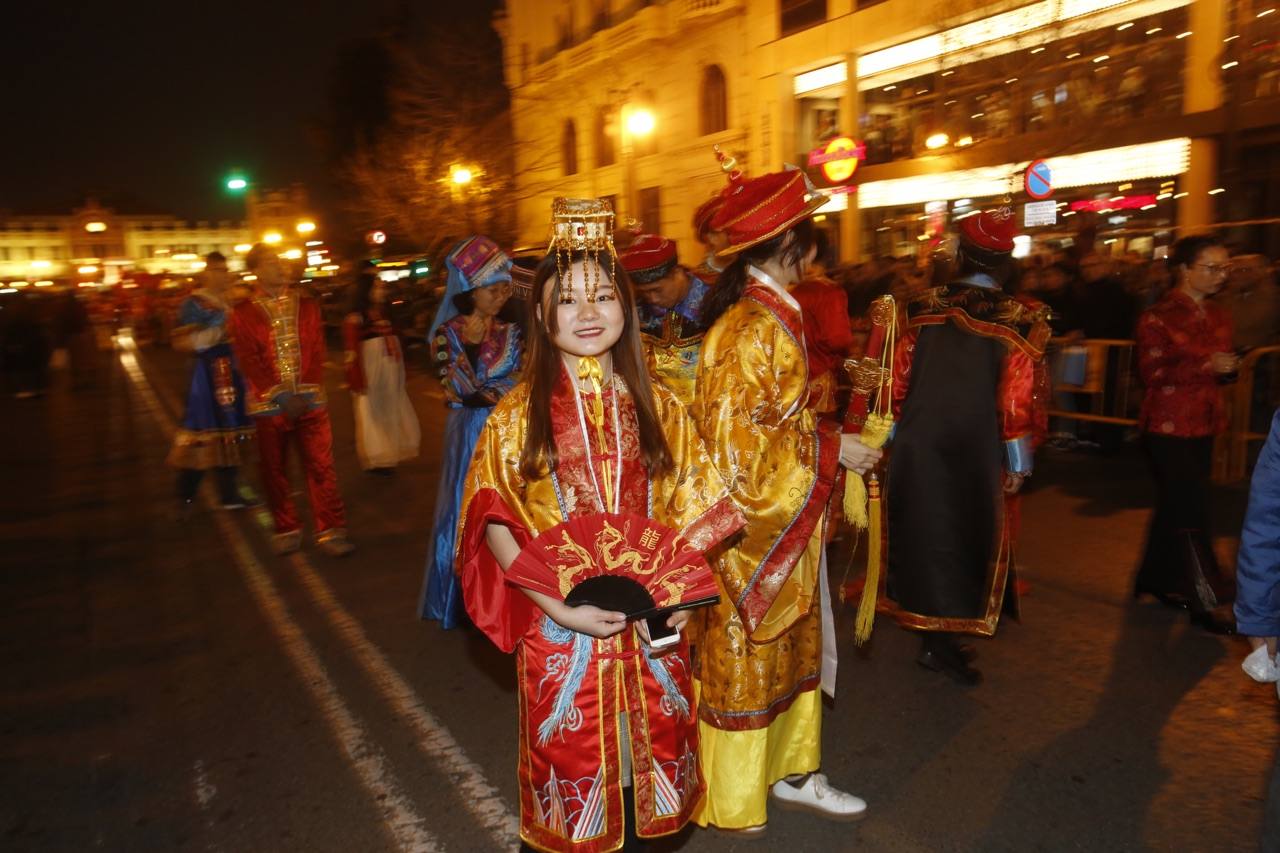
[505,513,720,643]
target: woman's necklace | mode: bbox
[568,357,622,514]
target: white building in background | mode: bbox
[498,0,1279,261]
[0,186,321,284]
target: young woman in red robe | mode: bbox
[456,199,743,853]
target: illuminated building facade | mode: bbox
[0,187,323,285]
[500,0,1280,261]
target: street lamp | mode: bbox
[625,108,655,138]
[621,105,656,228]
[263,231,283,245]
[450,165,474,185]
[296,220,316,235]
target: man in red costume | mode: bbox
[229,244,354,557]
[887,209,1049,685]
[790,229,854,415]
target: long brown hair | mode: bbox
[519,250,673,481]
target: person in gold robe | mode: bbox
[690,170,883,834]
[457,198,744,853]
[619,233,713,407]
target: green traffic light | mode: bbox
[226,176,248,192]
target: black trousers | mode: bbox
[177,466,240,504]
[1134,433,1228,607]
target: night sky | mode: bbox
[3,0,490,222]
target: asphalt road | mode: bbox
[1,331,1275,853]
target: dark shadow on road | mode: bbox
[974,604,1225,852]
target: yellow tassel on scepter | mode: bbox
[842,294,897,646]
[854,474,883,644]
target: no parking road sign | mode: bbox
[1024,159,1053,200]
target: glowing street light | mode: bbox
[925,132,951,150]
[234,243,252,253]
[78,265,99,275]
[295,220,317,235]
[625,108,656,138]
[84,221,107,233]
[263,231,283,245]
[450,165,474,185]
[622,105,658,227]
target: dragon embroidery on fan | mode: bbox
[597,517,665,577]
[548,532,596,596]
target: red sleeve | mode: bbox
[890,327,919,421]
[342,315,365,393]
[457,488,540,654]
[300,296,327,389]
[999,349,1038,442]
[228,303,276,405]
[816,416,843,483]
[813,286,855,359]
[1031,359,1051,447]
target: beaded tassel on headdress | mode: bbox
[548,197,616,303]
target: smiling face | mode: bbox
[542,259,625,359]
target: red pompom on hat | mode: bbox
[618,234,678,284]
[959,208,1017,253]
[710,169,827,257]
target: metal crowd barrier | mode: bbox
[1044,337,1280,483]
[1045,338,1140,426]
[1225,345,1280,482]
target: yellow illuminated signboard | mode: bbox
[807,137,866,184]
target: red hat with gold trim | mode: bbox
[619,234,678,284]
[959,208,1017,254]
[692,195,725,242]
[710,168,827,258]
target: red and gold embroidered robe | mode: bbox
[457,369,742,853]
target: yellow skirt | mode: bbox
[691,683,822,829]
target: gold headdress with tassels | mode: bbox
[549,197,616,304]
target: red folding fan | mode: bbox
[505,512,720,618]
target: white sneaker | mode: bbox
[1242,646,1279,683]
[770,773,867,822]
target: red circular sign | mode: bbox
[1024,160,1053,200]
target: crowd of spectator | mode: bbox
[838,242,1280,357]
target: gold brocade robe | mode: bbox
[641,315,705,408]
[456,373,743,853]
[690,279,841,829]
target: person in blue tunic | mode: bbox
[418,236,523,626]
[167,251,255,510]
[1236,410,1280,684]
